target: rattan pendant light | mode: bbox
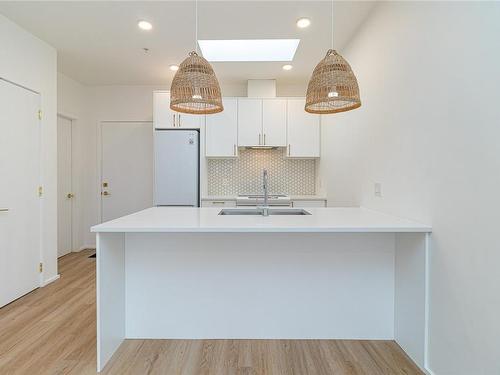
[305,0,361,114]
[170,0,223,114]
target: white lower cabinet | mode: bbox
[205,98,238,157]
[292,200,327,208]
[201,200,237,208]
[286,99,321,158]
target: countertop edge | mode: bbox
[91,227,432,234]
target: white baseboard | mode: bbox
[41,274,60,287]
[74,245,96,252]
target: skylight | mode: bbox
[198,39,300,62]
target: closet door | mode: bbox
[0,79,41,307]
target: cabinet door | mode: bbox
[287,99,320,157]
[262,99,287,146]
[292,200,327,208]
[206,98,238,157]
[238,98,262,146]
[153,91,176,129]
[178,113,202,129]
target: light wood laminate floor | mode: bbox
[0,250,423,375]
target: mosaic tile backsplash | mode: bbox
[207,148,316,196]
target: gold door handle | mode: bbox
[0,208,9,212]
[67,193,74,199]
[102,191,110,196]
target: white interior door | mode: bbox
[0,78,41,307]
[57,116,73,257]
[101,122,153,222]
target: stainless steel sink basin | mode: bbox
[268,209,311,215]
[218,208,311,216]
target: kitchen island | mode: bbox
[91,207,431,372]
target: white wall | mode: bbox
[0,14,58,284]
[322,2,500,374]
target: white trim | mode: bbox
[41,274,60,287]
[57,111,78,121]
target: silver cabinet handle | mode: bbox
[259,134,261,145]
[0,208,9,212]
[173,114,176,127]
[264,133,266,145]
[178,114,181,127]
[233,144,236,156]
[288,144,291,156]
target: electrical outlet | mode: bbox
[374,182,382,197]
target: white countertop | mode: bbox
[91,207,431,233]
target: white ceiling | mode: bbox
[0,1,377,86]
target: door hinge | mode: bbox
[37,110,42,120]
[38,186,43,197]
[39,262,43,273]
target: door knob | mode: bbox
[102,191,110,196]
[67,193,74,199]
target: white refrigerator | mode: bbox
[154,129,200,206]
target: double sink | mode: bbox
[219,208,311,216]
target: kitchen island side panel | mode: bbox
[124,232,396,339]
[96,233,126,372]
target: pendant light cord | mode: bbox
[331,0,334,50]
[195,0,198,53]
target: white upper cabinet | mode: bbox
[238,98,262,146]
[153,91,201,129]
[286,99,320,158]
[262,99,287,146]
[205,98,238,158]
[238,98,287,147]
[153,91,175,128]
[177,112,202,128]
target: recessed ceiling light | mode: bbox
[282,64,293,71]
[169,65,179,71]
[137,20,152,31]
[296,18,311,28]
[198,39,300,62]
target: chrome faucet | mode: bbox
[262,169,269,216]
